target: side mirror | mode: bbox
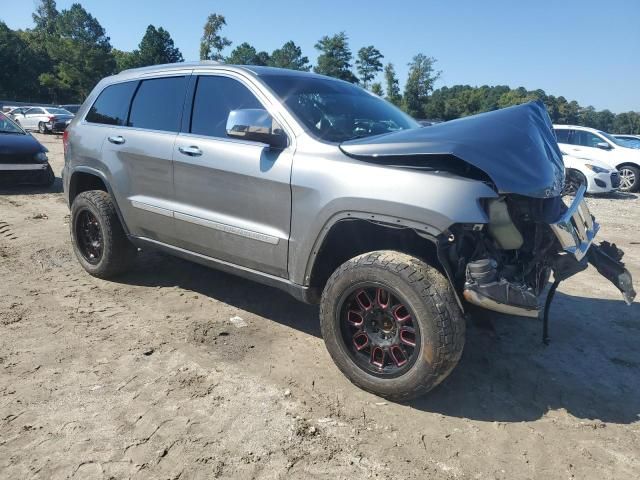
[596,142,611,150]
[226,109,288,149]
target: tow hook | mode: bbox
[587,241,636,305]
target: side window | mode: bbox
[86,81,137,126]
[128,76,187,132]
[573,131,605,148]
[27,108,44,115]
[191,75,263,138]
[554,129,570,143]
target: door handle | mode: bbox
[178,146,203,157]
[107,135,125,145]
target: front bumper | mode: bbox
[550,184,635,304]
[0,163,49,171]
[587,171,619,193]
[550,185,598,261]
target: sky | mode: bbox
[2,0,639,112]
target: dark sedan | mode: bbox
[0,113,54,186]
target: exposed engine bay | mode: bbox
[441,185,636,321]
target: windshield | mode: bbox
[598,130,632,147]
[47,107,72,115]
[261,75,419,142]
[0,114,25,134]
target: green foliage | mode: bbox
[356,45,384,88]
[403,54,440,118]
[37,3,115,103]
[200,13,231,61]
[226,42,270,65]
[314,32,358,83]
[370,82,384,97]
[32,0,59,35]
[0,22,49,101]
[113,49,138,72]
[136,25,183,66]
[384,63,402,107]
[269,41,310,71]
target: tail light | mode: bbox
[63,130,69,155]
[48,115,56,122]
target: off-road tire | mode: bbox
[70,190,136,278]
[320,250,465,401]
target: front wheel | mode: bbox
[70,190,136,278]
[320,251,465,401]
[618,165,639,192]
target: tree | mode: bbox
[200,13,231,61]
[113,49,138,72]
[356,45,383,89]
[32,0,59,35]
[403,54,441,118]
[370,82,384,97]
[314,32,358,83]
[136,25,183,66]
[383,63,401,107]
[269,41,310,71]
[0,22,49,101]
[39,3,115,103]
[226,42,269,65]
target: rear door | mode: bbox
[23,107,45,129]
[172,73,294,277]
[98,74,189,245]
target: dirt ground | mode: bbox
[1,133,639,480]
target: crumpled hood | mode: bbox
[340,100,565,198]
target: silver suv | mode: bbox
[63,62,635,400]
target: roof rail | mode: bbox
[118,60,223,76]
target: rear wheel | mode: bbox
[70,190,136,278]
[618,165,639,192]
[320,251,465,400]
[38,122,47,134]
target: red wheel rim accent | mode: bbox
[338,283,420,377]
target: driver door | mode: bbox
[172,74,293,278]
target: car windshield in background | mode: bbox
[0,114,25,134]
[599,130,631,147]
[261,75,419,142]
[47,108,72,115]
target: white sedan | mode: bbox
[563,153,619,195]
[11,106,74,134]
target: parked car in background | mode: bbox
[613,134,640,149]
[62,63,635,399]
[58,104,81,114]
[0,112,54,186]
[12,106,74,134]
[7,106,32,120]
[554,125,640,192]
[562,153,619,194]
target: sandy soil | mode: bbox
[1,133,639,479]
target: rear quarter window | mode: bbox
[86,81,138,126]
[128,76,187,132]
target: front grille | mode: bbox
[611,172,621,188]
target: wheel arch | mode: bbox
[303,212,462,302]
[68,167,130,235]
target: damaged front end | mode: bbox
[341,100,635,323]
[444,184,635,322]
